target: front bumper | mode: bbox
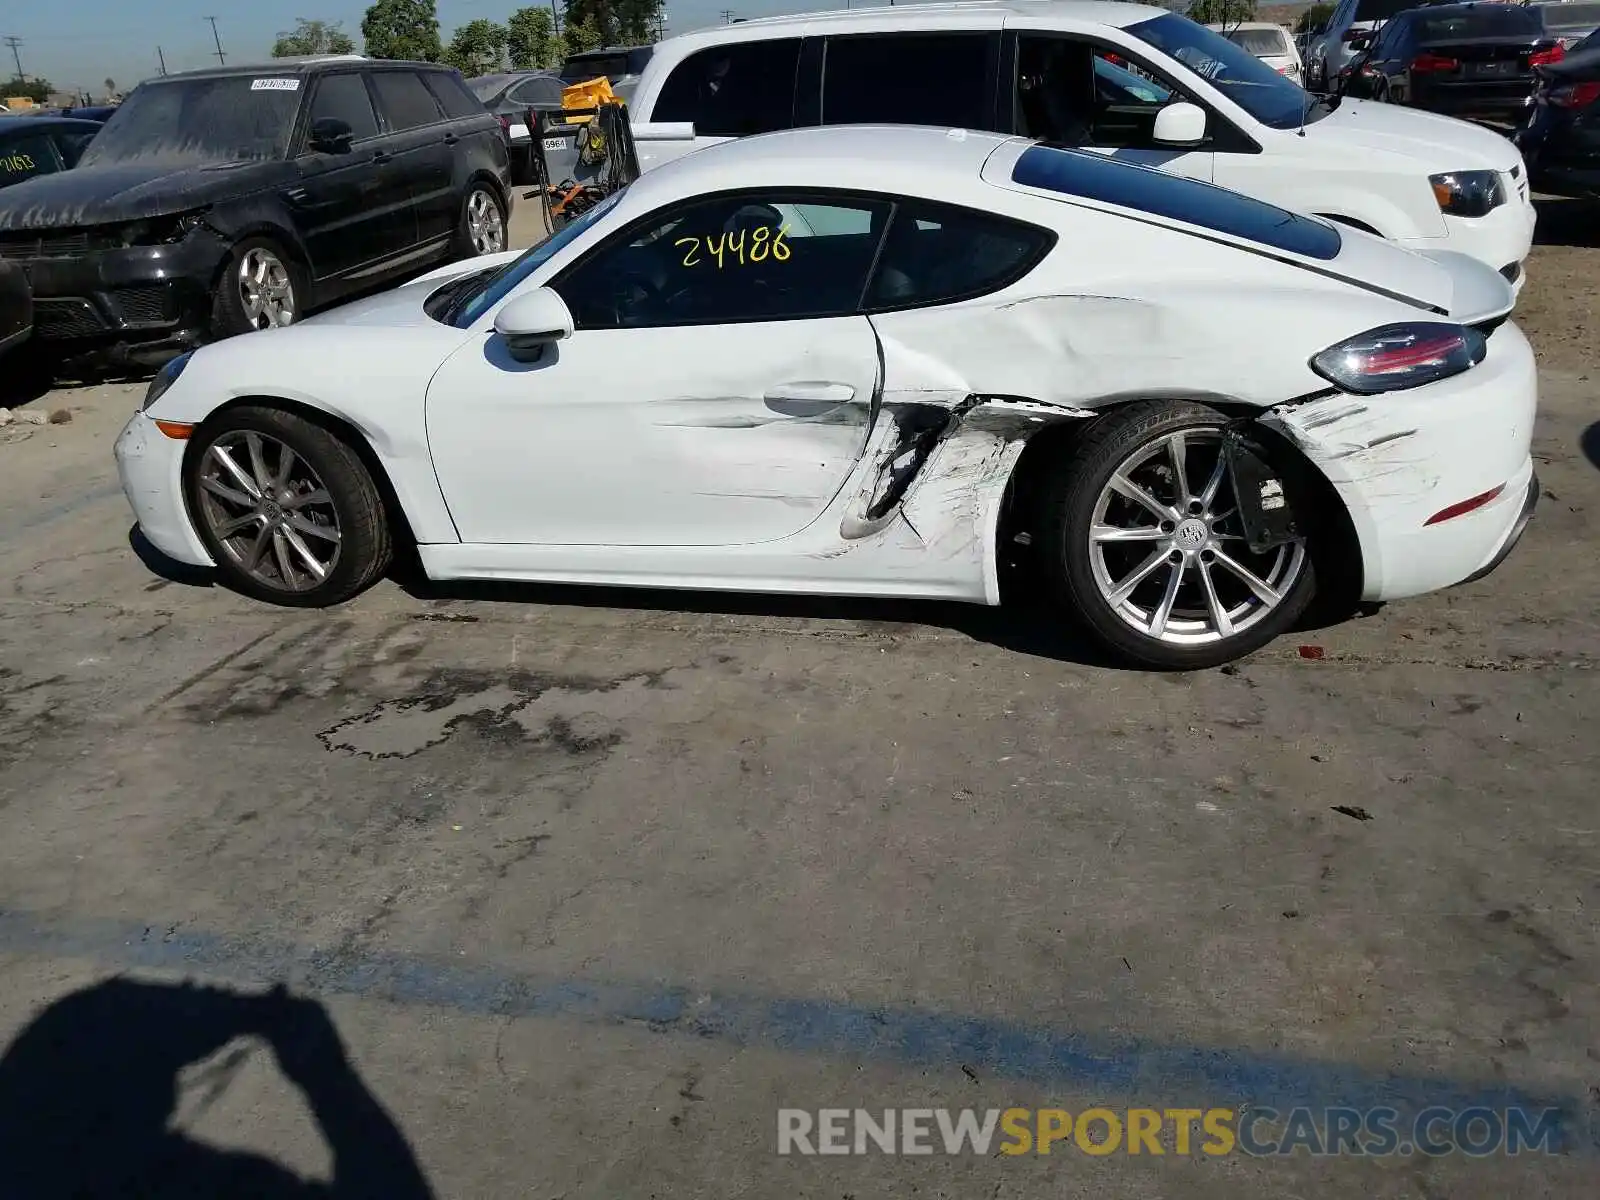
[113,411,214,568]
[1264,320,1539,602]
[2,228,229,360]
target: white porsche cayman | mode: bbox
[116,125,1539,670]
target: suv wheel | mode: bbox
[212,237,301,338]
[457,185,507,258]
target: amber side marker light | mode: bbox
[1425,483,1504,526]
[153,420,194,440]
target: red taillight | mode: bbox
[1425,484,1505,526]
[1342,29,1366,44]
[1411,53,1460,73]
[1529,43,1566,68]
[1551,80,1600,107]
[497,114,511,133]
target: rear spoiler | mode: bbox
[1411,249,1516,327]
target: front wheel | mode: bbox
[212,237,301,338]
[1036,402,1317,670]
[185,406,393,607]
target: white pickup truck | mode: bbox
[623,1,1536,288]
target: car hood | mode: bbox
[0,158,289,231]
[300,250,522,329]
[1302,98,1522,173]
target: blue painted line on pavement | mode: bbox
[0,906,1590,1152]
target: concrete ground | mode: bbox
[0,196,1597,1198]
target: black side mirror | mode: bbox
[308,117,354,154]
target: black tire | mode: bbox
[185,405,392,608]
[453,182,508,260]
[1034,401,1317,671]
[210,236,304,340]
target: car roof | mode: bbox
[0,115,103,132]
[152,56,434,82]
[658,1,1166,51]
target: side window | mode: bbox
[306,73,379,143]
[371,70,446,132]
[54,131,96,168]
[0,133,62,183]
[823,34,991,128]
[508,77,563,108]
[652,41,801,136]
[866,201,1052,310]
[426,70,493,120]
[553,193,891,330]
[1018,36,1182,150]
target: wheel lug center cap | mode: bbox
[260,499,284,523]
[1174,517,1208,551]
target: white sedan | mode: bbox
[115,125,1539,669]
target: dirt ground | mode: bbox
[0,195,1597,1199]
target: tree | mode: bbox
[2,76,51,103]
[1296,3,1336,34]
[103,77,117,95]
[507,6,561,70]
[562,14,602,55]
[361,0,443,61]
[1185,0,1255,29]
[444,19,509,76]
[615,0,663,44]
[273,18,359,57]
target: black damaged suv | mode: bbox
[0,57,510,367]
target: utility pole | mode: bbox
[205,16,226,66]
[549,0,560,37]
[157,46,168,76]
[3,36,24,81]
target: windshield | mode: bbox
[448,189,627,328]
[1222,28,1293,57]
[1418,7,1544,39]
[81,75,301,165]
[1127,14,1309,129]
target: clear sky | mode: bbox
[4,0,910,97]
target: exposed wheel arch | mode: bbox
[996,397,1364,620]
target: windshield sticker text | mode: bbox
[250,78,301,92]
[1,153,36,174]
[674,226,792,269]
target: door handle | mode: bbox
[763,382,856,407]
[372,149,392,163]
[443,132,459,145]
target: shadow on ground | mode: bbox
[1534,196,1600,249]
[0,976,434,1199]
[1582,421,1600,473]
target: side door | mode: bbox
[368,69,455,250]
[286,71,400,281]
[1013,34,1217,182]
[643,38,803,171]
[425,192,890,547]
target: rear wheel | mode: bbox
[185,406,392,607]
[1036,402,1316,670]
[455,184,507,259]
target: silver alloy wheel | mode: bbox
[196,430,341,592]
[1087,429,1307,646]
[466,189,505,255]
[237,247,296,330]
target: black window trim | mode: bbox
[1005,30,1262,155]
[548,185,1057,331]
[294,68,383,156]
[422,66,494,122]
[366,66,449,135]
[818,30,1003,131]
